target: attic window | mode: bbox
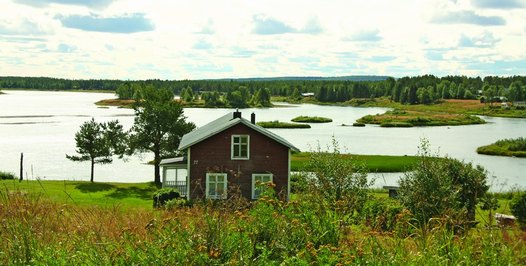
[231,135,249,160]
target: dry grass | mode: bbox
[95,99,135,108]
[2,187,526,265]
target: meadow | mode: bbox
[291,152,420,172]
[1,179,525,265]
[477,137,526,158]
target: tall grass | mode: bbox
[477,137,526,157]
[1,187,525,265]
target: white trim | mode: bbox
[186,148,191,199]
[252,173,273,199]
[287,149,291,201]
[206,173,228,199]
[231,135,250,160]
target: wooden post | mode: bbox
[20,152,23,181]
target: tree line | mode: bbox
[2,75,526,105]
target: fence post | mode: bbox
[20,152,24,181]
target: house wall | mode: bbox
[188,123,289,200]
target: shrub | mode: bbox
[290,172,309,193]
[352,122,365,127]
[511,191,526,229]
[361,198,406,232]
[398,139,489,231]
[306,137,371,215]
[153,188,180,208]
[357,115,374,123]
[164,198,191,210]
[380,122,413,127]
[407,116,431,125]
[0,171,16,180]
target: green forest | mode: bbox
[1,75,525,108]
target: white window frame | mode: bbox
[252,173,273,199]
[206,173,228,199]
[231,135,250,160]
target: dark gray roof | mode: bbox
[178,112,300,152]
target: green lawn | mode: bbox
[0,179,158,209]
[291,152,420,172]
[257,120,311,128]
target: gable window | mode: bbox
[252,173,273,199]
[231,135,249,160]
[206,173,227,199]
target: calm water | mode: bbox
[1,90,525,190]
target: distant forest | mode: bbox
[1,75,525,105]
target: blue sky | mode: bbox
[0,0,525,79]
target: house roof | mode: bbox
[178,112,300,152]
[160,156,186,166]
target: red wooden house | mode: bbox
[160,111,299,200]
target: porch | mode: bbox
[160,157,188,198]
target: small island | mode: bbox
[477,137,526,157]
[357,108,486,127]
[257,121,311,129]
[291,116,332,123]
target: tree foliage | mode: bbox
[66,118,127,182]
[398,139,489,229]
[306,137,370,214]
[511,191,526,228]
[129,85,195,185]
[3,75,526,106]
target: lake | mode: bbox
[1,90,525,191]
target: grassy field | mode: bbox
[257,120,311,128]
[357,108,486,127]
[477,137,526,158]
[291,152,420,172]
[1,181,524,265]
[291,116,333,123]
[95,98,135,108]
[0,179,157,209]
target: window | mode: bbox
[231,135,249,160]
[252,174,273,199]
[206,173,228,199]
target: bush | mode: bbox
[305,137,371,215]
[380,122,413,127]
[398,139,489,231]
[511,191,526,229]
[361,198,406,232]
[164,198,191,210]
[153,188,180,208]
[352,122,365,127]
[290,172,308,193]
[0,171,16,180]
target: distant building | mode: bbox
[301,92,315,97]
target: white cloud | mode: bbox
[0,0,525,79]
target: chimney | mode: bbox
[251,112,256,124]
[233,109,241,119]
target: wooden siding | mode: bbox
[188,123,289,200]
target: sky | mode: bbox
[0,0,525,80]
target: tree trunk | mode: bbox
[90,158,95,183]
[154,162,161,187]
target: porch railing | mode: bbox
[163,181,187,196]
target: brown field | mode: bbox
[95,98,135,107]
